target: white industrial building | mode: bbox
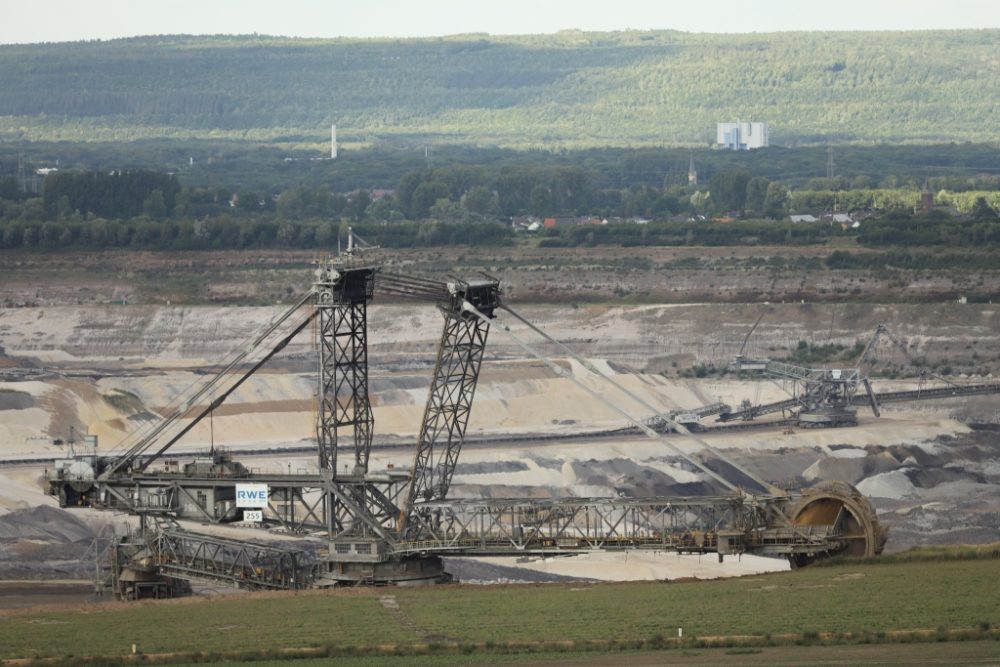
[717,121,768,150]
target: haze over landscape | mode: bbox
[5,0,1000,44]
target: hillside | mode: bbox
[0,30,997,147]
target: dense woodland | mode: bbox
[0,30,998,147]
[4,142,1000,195]
[1,31,998,255]
[0,155,998,254]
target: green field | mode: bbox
[1,556,998,663]
[170,643,1000,667]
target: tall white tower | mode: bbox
[331,124,337,159]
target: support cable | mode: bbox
[376,272,449,302]
[107,291,316,461]
[499,304,784,496]
[101,290,316,478]
[135,311,318,473]
[452,302,738,493]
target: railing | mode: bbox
[145,528,315,591]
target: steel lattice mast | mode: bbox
[315,263,377,475]
[400,279,500,535]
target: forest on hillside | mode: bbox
[0,30,997,147]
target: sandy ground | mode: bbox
[473,551,788,581]
[3,300,1000,587]
[5,247,1000,313]
[0,467,54,513]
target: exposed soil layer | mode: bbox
[0,506,97,580]
[2,246,999,307]
[2,252,1000,584]
[0,582,98,610]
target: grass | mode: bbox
[2,557,999,663]
[816,542,1000,567]
[170,656,595,667]
[161,643,1000,667]
[100,389,144,414]
[824,236,860,249]
[391,558,999,642]
[0,593,412,660]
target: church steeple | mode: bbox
[688,155,698,186]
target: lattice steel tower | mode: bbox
[399,279,500,536]
[314,263,377,475]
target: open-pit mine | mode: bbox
[2,253,1000,601]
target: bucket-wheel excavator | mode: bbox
[48,260,886,597]
[721,324,1000,427]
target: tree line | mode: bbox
[42,170,180,220]
[5,142,999,197]
[0,218,512,251]
[2,159,999,253]
[2,200,999,252]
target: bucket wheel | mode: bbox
[787,481,887,567]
